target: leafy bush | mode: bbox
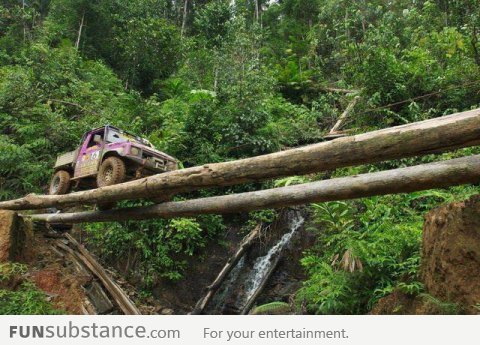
[251,301,292,315]
[0,262,28,282]
[296,186,475,314]
[0,281,62,315]
[84,204,225,287]
[0,263,61,315]
[420,293,461,314]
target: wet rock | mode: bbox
[160,308,174,315]
[84,281,114,314]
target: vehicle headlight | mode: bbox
[130,147,140,156]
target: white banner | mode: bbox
[0,315,478,345]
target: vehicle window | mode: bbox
[106,131,128,144]
[87,131,104,148]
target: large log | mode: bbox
[26,155,480,224]
[3,108,480,211]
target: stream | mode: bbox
[208,209,305,314]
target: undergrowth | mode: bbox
[296,178,479,314]
[0,263,61,315]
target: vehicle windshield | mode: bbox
[106,128,155,148]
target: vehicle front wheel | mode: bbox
[96,156,126,188]
[49,170,71,195]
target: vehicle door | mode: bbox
[74,130,104,178]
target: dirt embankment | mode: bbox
[0,211,31,263]
[1,211,159,314]
[422,195,480,312]
[1,211,88,313]
[372,195,480,314]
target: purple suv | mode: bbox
[49,125,178,195]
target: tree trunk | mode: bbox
[181,0,188,38]
[2,108,480,211]
[213,67,218,92]
[320,86,359,94]
[191,224,262,315]
[471,26,480,67]
[75,11,85,50]
[25,155,480,224]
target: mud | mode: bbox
[30,265,88,314]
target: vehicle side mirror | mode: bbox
[93,134,102,144]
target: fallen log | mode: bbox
[3,108,480,211]
[328,95,361,134]
[192,224,262,315]
[57,234,141,315]
[26,155,480,224]
[320,86,360,94]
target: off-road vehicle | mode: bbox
[49,125,178,195]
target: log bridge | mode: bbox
[3,108,480,315]
[1,108,480,221]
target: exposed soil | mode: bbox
[372,195,480,314]
[370,290,420,315]
[370,290,452,315]
[0,210,29,262]
[421,195,480,313]
[30,265,88,314]
[19,224,89,314]
[0,211,13,262]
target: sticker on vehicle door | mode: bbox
[76,149,101,177]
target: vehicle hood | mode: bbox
[131,142,177,162]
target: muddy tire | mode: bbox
[96,156,126,188]
[49,170,71,195]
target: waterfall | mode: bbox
[203,209,305,314]
[239,211,305,311]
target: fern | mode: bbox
[251,302,292,315]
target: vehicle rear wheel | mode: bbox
[97,156,126,188]
[49,170,71,195]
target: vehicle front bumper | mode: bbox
[125,155,177,174]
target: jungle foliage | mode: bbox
[1,0,480,312]
[0,263,62,314]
